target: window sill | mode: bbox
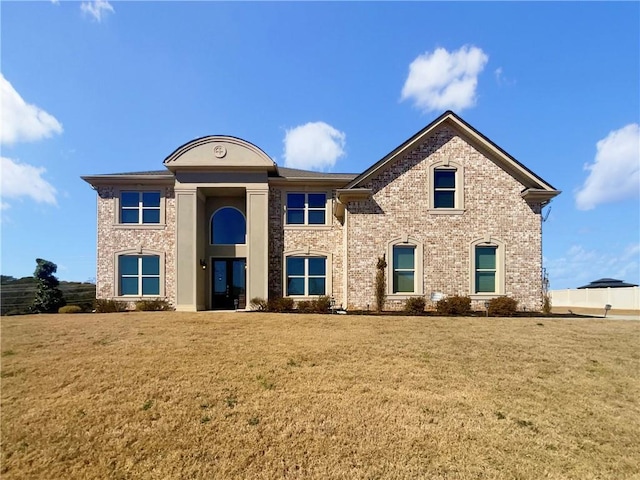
[427,208,465,215]
[112,224,167,230]
[284,225,333,231]
[387,293,424,300]
[286,295,329,300]
[113,295,165,301]
[470,294,505,300]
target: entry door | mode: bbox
[212,258,246,309]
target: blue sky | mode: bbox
[1,1,639,290]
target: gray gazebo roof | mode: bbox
[577,278,638,289]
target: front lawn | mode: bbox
[1,312,638,479]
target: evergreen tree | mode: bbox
[31,259,66,313]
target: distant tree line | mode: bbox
[1,259,96,316]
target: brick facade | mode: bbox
[86,112,557,312]
[346,128,543,311]
[96,186,177,306]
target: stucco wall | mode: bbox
[346,127,543,311]
[96,186,177,306]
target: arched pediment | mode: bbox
[163,136,276,172]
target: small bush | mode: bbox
[542,293,552,315]
[135,299,173,311]
[488,296,518,316]
[249,297,267,311]
[267,297,294,312]
[58,305,82,314]
[404,297,426,315]
[436,295,471,315]
[94,299,128,313]
[296,296,331,313]
[313,296,332,313]
[296,300,313,313]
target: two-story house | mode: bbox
[82,111,560,312]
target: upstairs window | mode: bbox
[121,191,161,224]
[211,207,246,244]
[119,255,160,296]
[429,161,464,213]
[433,169,456,208]
[286,193,326,225]
[286,256,326,296]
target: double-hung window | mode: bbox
[392,245,416,293]
[474,246,497,293]
[119,255,160,296]
[433,169,456,208]
[286,256,326,296]
[286,193,326,225]
[121,191,161,224]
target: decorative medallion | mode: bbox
[213,144,227,158]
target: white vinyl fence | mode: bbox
[550,287,639,311]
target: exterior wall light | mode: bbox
[200,259,207,270]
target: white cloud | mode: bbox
[283,122,346,171]
[575,124,640,210]
[1,157,57,206]
[80,0,115,22]
[401,45,488,113]
[0,74,63,145]
[545,243,640,289]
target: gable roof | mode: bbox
[345,111,560,203]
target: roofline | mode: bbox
[345,111,559,193]
[81,173,175,187]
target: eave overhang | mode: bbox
[521,188,561,206]
[81,173,175,187]
[334,188,372,223]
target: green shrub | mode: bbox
[94,299,128,313]
[436,295,471,315]
[488,296,518,316]
[249,297,267,311]
[135,299,173,311]
[267,297,294,313]
[404,297,426,315]
[58,305,82,314]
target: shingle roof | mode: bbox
[273,166,358,181]
[102,170,173,176]
[577,278,639,289]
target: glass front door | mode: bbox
[212,258,246,309]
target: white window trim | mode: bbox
[428,160,465,214]
[113,248,166,299]
[386,237,424,298]
[282,249,333,298]
[209,206,247,246]
[470,237,505,299]
[283,191,332,227]
[114,187,166,228]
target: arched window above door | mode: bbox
[211,207,246,245]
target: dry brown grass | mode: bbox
[1,312,639,479]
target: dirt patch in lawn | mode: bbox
[1,312,639,479]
